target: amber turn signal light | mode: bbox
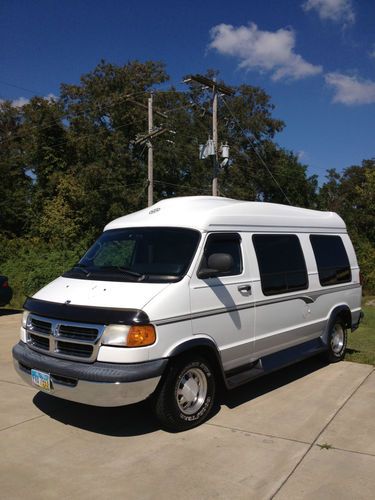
[127,325,156,347]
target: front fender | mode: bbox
[164,336,227,387]
[167,335,220,358]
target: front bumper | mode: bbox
[12,341,168,407]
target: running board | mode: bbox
[224,338,326,390]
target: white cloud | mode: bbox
[325,72,375,105]
[369,46,375,59]
[45,93,58,102]
[0,94,58,108]
[0,96,29,108]
[209,22,322,81]
[297,150,308,161]
[11,96,29,108]
[302,0,355,24]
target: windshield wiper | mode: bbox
[71,263,90,276]
[101,266,146,281]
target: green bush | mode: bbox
[0,238,89,308]
[350,233,375,295]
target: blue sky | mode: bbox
[1,0,374,183]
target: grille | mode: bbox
[30,317,52,335]
[58,324,98,341]
[29,333,49,350]
[57,340,93,358]
[26,313,105,362]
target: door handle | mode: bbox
[238,284,251,293]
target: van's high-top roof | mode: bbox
[104,196,346,233]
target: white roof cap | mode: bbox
[104,196,346,232]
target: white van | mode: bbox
[13,196,362,430]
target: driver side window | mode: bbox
[198,233,242,277]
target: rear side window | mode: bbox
[199,233,242,277]
[253,234,308,296]
[310,235,351,286]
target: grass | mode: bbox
[317,443,333,450]
[346,298,375,366]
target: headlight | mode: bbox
[101,325,130,346]
[22,311,29,328]
[101,324,156,347]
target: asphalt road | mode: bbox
[1,311,374,499]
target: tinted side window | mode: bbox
[199,233,242,277]
[253,234,308,296]
[310,235,351,286]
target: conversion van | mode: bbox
[13,196,362,431]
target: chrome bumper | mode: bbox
[12,341,167,407]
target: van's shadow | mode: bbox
[33,393,162,436]
[33,356,326,436]
[222,356,326,409]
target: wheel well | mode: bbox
[168,345,226,388]
[334,307,352,330]
[321,306,352,347]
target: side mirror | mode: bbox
[197,253,234,279]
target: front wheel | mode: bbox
[322,318,347,363]
[153,356,216,431]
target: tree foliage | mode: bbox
[319,159,375,293]
[0,60,373,305]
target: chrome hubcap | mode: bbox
[331,323,345,354]
[176,367,208,415]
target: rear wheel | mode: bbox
[322,318,347,363]
[153,356,216,431]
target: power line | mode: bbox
[0,80,44,95]
[0,89,152,145]
[0,88,192,146]
[1,81,292,205]
[0,90,159,144]
[0,77,185,98]
[184,75,234,196]
[3,114,146,157]
[153,179,210,195]
[1,100,198,170]
[19,176,207,200]
[0,91,206,172]
[221,97,292,205]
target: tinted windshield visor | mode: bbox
[64,227,201,282]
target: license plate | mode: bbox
[31,369,51,392]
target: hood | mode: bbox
[33,276,170,310]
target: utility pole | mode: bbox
[212,82,218,196]
[132,95,168,207]
[184,74,234,196]
[148,93,154,206]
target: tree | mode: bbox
[0,101,31,237]
[319,159,375,293]
[153,76,317,207]
[58,60,169,230]
[0,59,343,305]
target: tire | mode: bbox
[322,317,347,363]
[153,356,216,431]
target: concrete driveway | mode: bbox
[1,312,374,499]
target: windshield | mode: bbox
[63,227,201,283]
